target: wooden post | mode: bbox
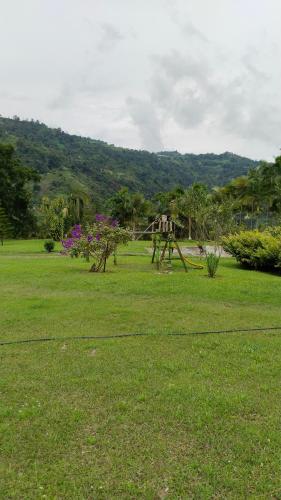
[168,239,172,264]
[151,239,156,263]
[174,241,188,272]
[160,240,168,265]
[155,237,161,270]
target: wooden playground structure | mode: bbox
[135,215,204,272]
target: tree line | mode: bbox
[1,141,281,243]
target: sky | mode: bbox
[0,0,281,160]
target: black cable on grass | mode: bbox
[170,326,281,335]
[1,326,281,346]
[0,333,147,346]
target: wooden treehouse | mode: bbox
[135,215,203,272]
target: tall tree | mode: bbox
[109,188,133,227]
[0,144,39,236]
[0,206,12,245]
[153,187,184,217]
[177,184,208,240]
[39,196,68,240]
[109,188,151,229]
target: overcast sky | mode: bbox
[0,0,281,160]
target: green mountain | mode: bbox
[0,116,259,205]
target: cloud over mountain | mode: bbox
[0,0,280,160]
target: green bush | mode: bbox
[266,226,281,238]
[206,252,220,278]
[222,229,281,272]
[44,240,55,253]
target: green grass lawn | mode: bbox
[1,240,281,498]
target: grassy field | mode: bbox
[1,240,281,498]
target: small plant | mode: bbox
[206,251,220,278]
[44,240,55,253]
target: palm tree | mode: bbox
[177,184,208,240]
[110,188,151,230]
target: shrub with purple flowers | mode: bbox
[61,216,131,272]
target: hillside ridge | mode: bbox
[0,116,259,205]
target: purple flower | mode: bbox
[96,234,101,241]
[95,214,107,222]
[111,219,118,227]
[61,238,74,249]
[71,224,82,239]
[87,234,93,243]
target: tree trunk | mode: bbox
[188,216,192,240]
[89,262,97,272]
[103,243,109,272]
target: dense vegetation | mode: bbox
[2,115,281,257]
[156,154,281,242]
[222,229,281,272]
[0,116,258,208]
[214,157,281,227]
[0,143,38,237]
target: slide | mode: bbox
[182,255,204,269]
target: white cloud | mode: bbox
[127,97,163,151]
[98,23,124,52]
[0,0,281,160]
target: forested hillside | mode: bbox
[0,116,258,206]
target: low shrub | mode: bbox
[222,229,281,272]
[266,226,281,238]
[44,240,55,253]
[206,252,220,278]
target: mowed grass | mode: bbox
[1,240,281,498]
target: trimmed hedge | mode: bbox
[222,229,281,272]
